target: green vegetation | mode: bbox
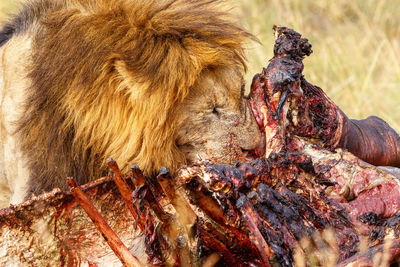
[1,1,399,131]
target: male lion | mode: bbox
[0,0,261,207]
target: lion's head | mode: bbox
[4,0,261,193]
[106,0,262,174]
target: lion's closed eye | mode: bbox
[212,106,219,115]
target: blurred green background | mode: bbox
[1,0,399,132]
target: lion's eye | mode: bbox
[212,107,219,116]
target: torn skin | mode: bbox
[249,25,400,167]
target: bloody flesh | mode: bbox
[249,26,400,167]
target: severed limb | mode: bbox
[338,115,400,166]
[249,26,400,167]
[67,178,142,267]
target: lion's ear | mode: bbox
[113,49,199,103]
[119,39,204,104]
[116,0,255,104]
[118,33,251,105]
[113,59,149,100]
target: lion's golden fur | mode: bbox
[0,0,253,193]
